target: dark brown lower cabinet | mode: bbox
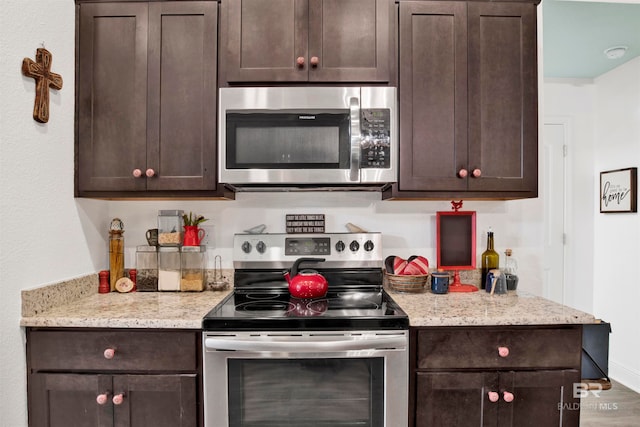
[26,328,201,427]
[29,374,196,427]
[411,326,583,427]
[415,370,580,427]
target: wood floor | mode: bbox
[580,380,640,426]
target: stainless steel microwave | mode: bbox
[218,87,397,187]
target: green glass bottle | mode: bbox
[481,229,499,289]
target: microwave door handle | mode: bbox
[349,97,361,182]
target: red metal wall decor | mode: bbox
[22,47,63,123]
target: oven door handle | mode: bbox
[205,335,406,352]
[349,96,361,182]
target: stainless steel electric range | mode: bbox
[202,232,409,427]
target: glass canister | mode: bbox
[181,246,205,292]
[158,247,181,291]
[136,245,158,292]
[157,210,184,246]
[108,218,125,292]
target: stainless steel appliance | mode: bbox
[218,87,397,188]
[202,232,409,427]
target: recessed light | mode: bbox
[604,46,628,60]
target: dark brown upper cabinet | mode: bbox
[389,0,539,200]
[219,0,394,84]
[76,1,225,197]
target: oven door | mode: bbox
[203,330,408,427]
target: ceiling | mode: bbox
[543,0,640,79]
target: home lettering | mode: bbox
[601,181,630,207]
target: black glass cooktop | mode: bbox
[202,287,408,331]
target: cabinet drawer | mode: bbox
[415,326,581,370]
[28,330,197,372]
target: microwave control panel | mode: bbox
[360,109,391,169]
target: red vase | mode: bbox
[183,226,205,246]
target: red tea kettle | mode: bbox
[283,257,328,299]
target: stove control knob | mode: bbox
[335,240,346,252]
[364,240,374,252]
[256,241,266,254]
[241,241,252,253]
[349,240,360,252]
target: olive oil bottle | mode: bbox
[481,229,499,289]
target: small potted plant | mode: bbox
[182,212,208,246]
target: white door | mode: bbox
[542,121,567,304]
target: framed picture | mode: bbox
[436,211,476,269]
[600,167,637,213]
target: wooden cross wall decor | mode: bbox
[22,47,63,123]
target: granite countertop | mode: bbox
[21,290,233,329]
[20,273,596,329]
[388,289,596,326]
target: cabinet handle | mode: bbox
[112,393,125,405]
[96,393,109,405]
[487,391,499,403]
[498,346,510,358]
[132,169,142,178]
[503,391,515,402]
[458,169,468,178]
[296,56,305,67]
[310,56,319,67]
[103,348,115,359]
[145,168,155,178]
[472,168,482,178]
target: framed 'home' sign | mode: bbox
[600,167,637,213]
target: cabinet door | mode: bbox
[415,371,498,427]
[467,2,537,193]
[29,374,113,427]
[498,370,580,427]
[308,0,391,82]
[146,2,218,191]
[77,3,148,193]
[113,375,198,427]
[222,0,309,82]
[398,1,468,192]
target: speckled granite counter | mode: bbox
[21,273,595,329]
[21,290,233,329]
[387,289,596,326]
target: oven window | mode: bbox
[228,358,384,427]
[226,112,350,169]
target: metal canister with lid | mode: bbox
[135,245,158,291]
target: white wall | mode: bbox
[544,56,640,393]
[593,57,640,392]
[0,1,546,425]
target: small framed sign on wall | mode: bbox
[600,167,637,213]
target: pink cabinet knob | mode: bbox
[296,56,305,67]
[503,391,515,402]
[458,169,468,178]
[103,348,115,359]
[487,391,499,403]
[96,393,108,405]
[498,346,510,358]
[472,168,482,178]
[132,169,142,178]
[310,56,319,67]
[145,168,155,177]
[112,393,124,405]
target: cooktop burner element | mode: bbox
[202,232,409,331]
